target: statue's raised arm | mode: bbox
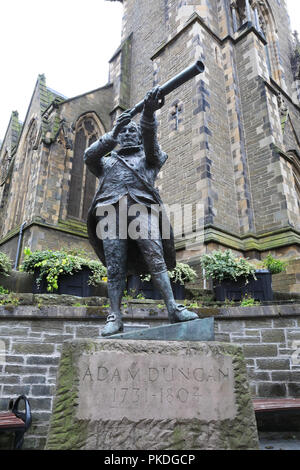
[84,60,205,337]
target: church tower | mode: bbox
[108,0,300,268]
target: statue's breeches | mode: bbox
[95,196,167,279]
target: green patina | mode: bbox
[86,306,107,317]
[171,426,186,450]
[45,343,89,450]
[57,219,88,237]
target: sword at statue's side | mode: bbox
[128,60,205,118]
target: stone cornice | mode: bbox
[175,224,300,253]
[0,218,88,247]
[151,12,266,61]
[1,220,299,255]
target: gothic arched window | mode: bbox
[67,113,104,221]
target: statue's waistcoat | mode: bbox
[94,150,159,209]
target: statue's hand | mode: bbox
[143,86,165,117]
[112,111,132,139]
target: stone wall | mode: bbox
[272,258,300,294]
[1,0,300,266]
[0,301,300,449]
[120,0,300,258]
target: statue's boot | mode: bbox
[151,271,198,324]
[101,277,125,337]
[168,303,199,324]
[101,312,124,337]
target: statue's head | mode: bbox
[117,121,142,148]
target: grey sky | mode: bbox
[0,0,123,141]
[0,0,299,142]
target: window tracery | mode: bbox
[67,114,103,221]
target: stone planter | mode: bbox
[127,275,185,300]
[32,267,95,297]
[213,270,273,302]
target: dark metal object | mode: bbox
[127,275,185,300]
[129,60,205,117]
[0,395,32,450]
[12,395,32,450]
[110,318,215,342]
[84,63,204,335]
[14,221,27,270]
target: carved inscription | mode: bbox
[77,352,237,421]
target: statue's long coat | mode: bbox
[84,115,176,275]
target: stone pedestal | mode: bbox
[46,335,259,450]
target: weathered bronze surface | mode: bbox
[84,63,204,336]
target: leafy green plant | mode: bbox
[183,299,203,308]
[0,286,9,295]
[240,294,261,307]
[200,250,256,284]
[224,298,236,307]
[169,263,198,285]
[122,289,134,301]
[122,289,145,302]
[262,254,287,275]
[0,252,12,277]
[157,303,164,309]
[0,293,19,306]
[20,248,107,293]
[141,262,197,285]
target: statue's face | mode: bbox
[118,122,141,148]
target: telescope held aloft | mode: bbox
[129,59,205,118]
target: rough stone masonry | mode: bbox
[46,338,259,450]
[0,0,299,283]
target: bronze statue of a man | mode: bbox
[84,87,197,336]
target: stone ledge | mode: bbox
[0,303,299,320]
[217,304,300,319]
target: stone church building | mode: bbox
[0,0,300,287]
